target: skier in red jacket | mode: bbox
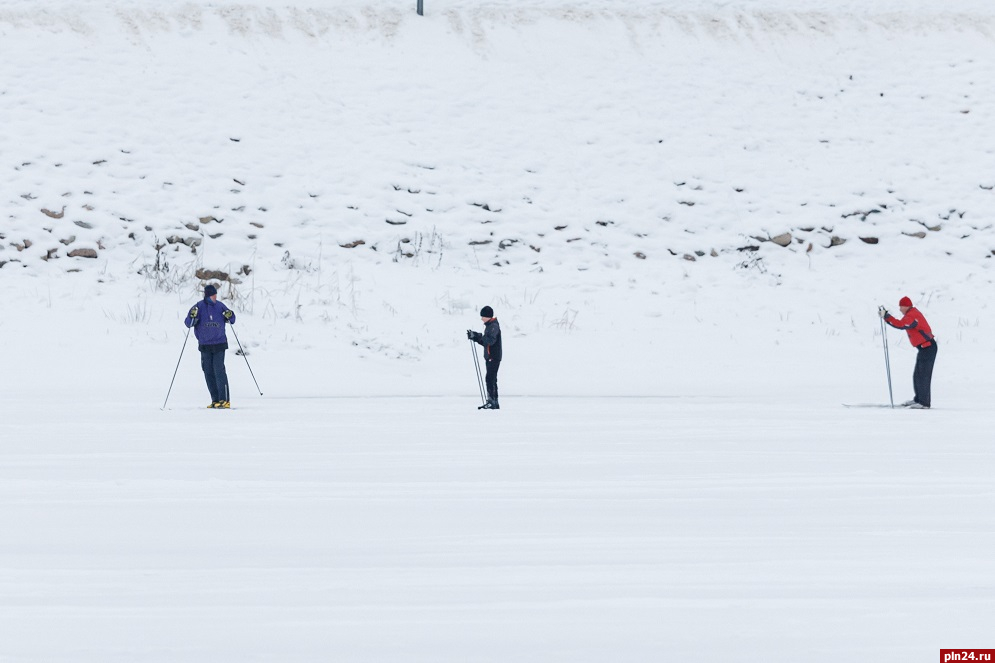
[879,296,936,409]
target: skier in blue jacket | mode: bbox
[184,284,236,408]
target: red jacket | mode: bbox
[885,307,934,348]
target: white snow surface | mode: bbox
[2,1,995,660]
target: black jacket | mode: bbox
[475,318,502,362]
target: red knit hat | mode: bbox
[899,296,913,307]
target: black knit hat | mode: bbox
[480,306,493,318]
[204,284,218,298]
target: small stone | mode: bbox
[68,248,98,258]
[340,240,365,248]
[634,251,647,260]
[196,268,229,281]
[859,237,879,244]
[770,232,792,247]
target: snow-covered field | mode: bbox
[2,1,995,660]
[3,395,993,660]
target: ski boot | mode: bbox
[478,399,500,410]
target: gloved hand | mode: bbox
[189,306,198,319]
[223,309,234,321]
[466,329,474,340]
[878,305,889,319]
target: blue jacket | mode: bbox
[184,298,235,349]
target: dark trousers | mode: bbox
[913,342,937,407]
[485,359,500,403]
[201,347,229,403]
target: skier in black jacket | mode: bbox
[468,306,502,409]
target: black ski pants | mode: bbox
[485,359,500,403]
[200,347,229,403]
[913,341,937,408]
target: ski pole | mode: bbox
[161,326,192,410]
[230,324,263,395]
[469,338,487,406]
[879,314,894,408]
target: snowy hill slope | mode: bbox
[4,2,995,278]
[2,0,995,401]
